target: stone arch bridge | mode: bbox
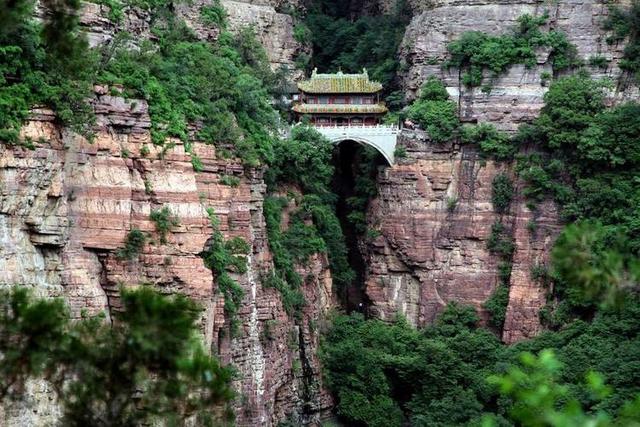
[313,125,400,165]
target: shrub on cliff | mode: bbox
[491,173,514,214]
[461,123,515,160]
[0,0,95,145]
[603,1,640,82]
[407,77,460,143]
[0,286,235,424]
[150,206,180,244]
[116,228,147,260]
[446,13,580,87]
[201,208,249,332]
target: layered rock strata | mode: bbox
[0,89,333,426]
[363,130,560,343]
[400,0,639,131]
[222,0,309,73]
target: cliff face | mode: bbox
[363,131,561,342]
[0,95,333,426]
[400,0,639,131]
[222,0,308,73]
[358,0,638,341]
[3,0,639,424]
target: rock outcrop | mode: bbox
[400,0,639,131]
[363,130,560,342]
[222,0,308,73]
[0,89,333,426]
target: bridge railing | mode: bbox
[312,124,399,136]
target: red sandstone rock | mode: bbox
[0,92,334,425]
[364,130,561,337]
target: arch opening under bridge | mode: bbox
[313,125,399,166]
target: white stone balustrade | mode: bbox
[312,124,399,165]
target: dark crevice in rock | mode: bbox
[296,323,315,421]
[331,140,384,313]
[92,249,116,324]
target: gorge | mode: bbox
[1,0,639,426]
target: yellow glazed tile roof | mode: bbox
[292,103,388,114]
[297,68,383,94]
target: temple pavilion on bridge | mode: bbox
[292,69,388,126]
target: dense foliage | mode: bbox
[303,0,411,103]
[603,1,640,83]
[461,123,516,160]
[407,77,460,143]
[0,0,95,144]
[201,208,250,333]
[322,54,640,427]
[447,13,580,88]
[516,73,640,255]
[322,293,640,426]
[491,173,514,215]
[99,21,279,166]
[1,0,280,168]
[321,304,504,427]
[264,126,354,314]
[344,146,381,235]
[0,287,234,424]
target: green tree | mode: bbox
[0,0,95,144]
[407,77,460,143]
[0,287,235,425]
[304,0,412,96]
[0,287,67,399]
[552,221,640,309]
[486,349,640,427]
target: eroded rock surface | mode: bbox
[400,0,639,131]
[0,89,333,426]
[363,130,560,342]
[222,0,308,72]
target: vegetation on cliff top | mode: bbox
[0,0,95,145]
[99,20,279,167]
[1,0,281,169]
